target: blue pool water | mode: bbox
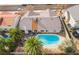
[36,34,60,46]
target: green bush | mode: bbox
[0,28,24,54]
[24,37,43,55]
[5,38,16,52]
[64,46,75,54]
[9,28,24,41]
[8,28,24,52]
[0,38,9,54]
[59,40,76,54]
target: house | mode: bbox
[18,9,62,33]
[63,5,79,29]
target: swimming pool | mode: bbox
[36,34,61,46]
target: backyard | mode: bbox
[0,4,79,55]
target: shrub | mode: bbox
[9,28,24,41]
[59,40,76,54]
[0,38,9,54]
[24,36,43,55]
[0,28,24,54]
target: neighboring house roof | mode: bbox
[67,5,79,21]
[21,9,57,18]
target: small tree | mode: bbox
[24,37,43,55]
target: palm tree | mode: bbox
[24,36,43,55]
